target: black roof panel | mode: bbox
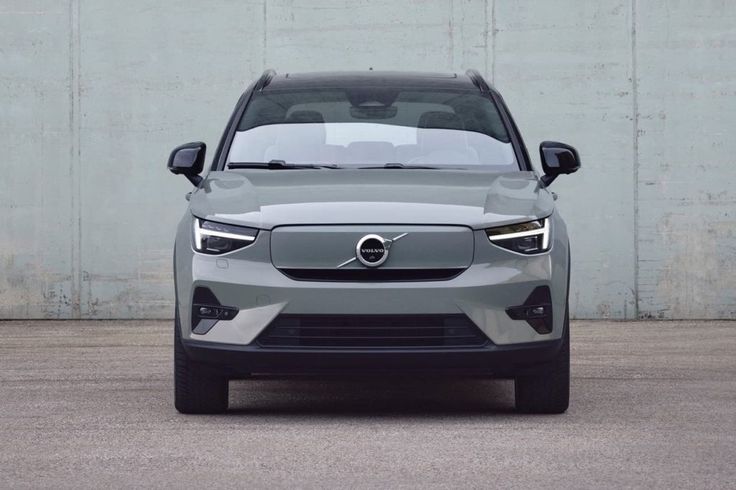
[263,71,481,91]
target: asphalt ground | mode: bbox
[0,320,734,489]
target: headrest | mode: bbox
[418,111,464,130]
[345,141,395,163]
[276,110,326,149]
[285,110,325,124]
[417,111,467,153]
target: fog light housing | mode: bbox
[506,286,553,334]
[190,287,239,335]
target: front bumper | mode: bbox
[182,335,565,377]
[174,215,570,350]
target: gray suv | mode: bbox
[168,70,580,414]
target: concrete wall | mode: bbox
[1,0,734,319]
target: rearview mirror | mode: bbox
[539,141,580,186]
[168,142,206,186]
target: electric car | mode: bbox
[168,70,580,414]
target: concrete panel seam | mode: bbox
[262,0,268,71]
[69,0,81,319]
[490,0,496,84]
[631,0,640,318]
[448,0,455,68]
[483,0,489,75]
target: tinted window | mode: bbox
[228,88,517,170]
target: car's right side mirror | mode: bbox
[539,141,581,186]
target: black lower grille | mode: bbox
[278,268,464,282]
[256,314,488,349]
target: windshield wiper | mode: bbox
[358,163,439,169]
[228,160,340,170]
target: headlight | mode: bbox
[486,218,550,254]
[192,218,258,254]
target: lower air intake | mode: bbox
[278,268,464,282]
[256,314,488,349]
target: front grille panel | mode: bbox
[270,225,474,272]
[256,314,488,349]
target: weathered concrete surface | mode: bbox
[1,0,735,319]
[635,1,736,319]
[0,320,734,488]
[0,1,75,318]
[494,0,638,319]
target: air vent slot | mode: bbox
[256,314,488,349]
[279,268,464,282]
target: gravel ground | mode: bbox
[0,320,734,489]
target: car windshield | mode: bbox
[227,88,518,170]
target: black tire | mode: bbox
[514,306,570,414]
[174,310,229,414]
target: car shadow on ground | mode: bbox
[226,375,517,416]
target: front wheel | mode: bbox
[514,307,570,414]
[174,310,229,414]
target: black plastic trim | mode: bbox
[190,286,239,335]
[506,285,553,334]
[213,68,278,170]
[278,268,465,282]
[212,84,257,171]
[181,336,565,377]
[211,90,251,171]
[489,89,533,171]
[255,69,276,91]
[255,313,488,349]
[466,68,491,93]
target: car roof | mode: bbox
[262,70,485,92]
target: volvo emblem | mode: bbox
[336,233,408,269]
[356,234,388,267]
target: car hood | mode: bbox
[189,169,554,230]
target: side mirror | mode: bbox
[539,141,580,186]
[168,142,206,186]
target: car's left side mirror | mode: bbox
[539,141,580,186]
[168,141,206,186]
